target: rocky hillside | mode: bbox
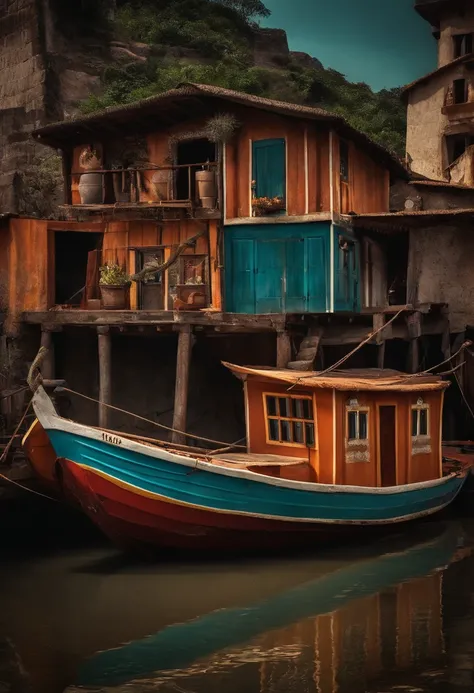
[79,0,406,156]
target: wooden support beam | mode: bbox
[171,325,194,446]
[97,326,111,429]
[40,328,55,380]
[276,331,292,368]
[407,311,421,373]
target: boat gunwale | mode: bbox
[32,386,468,498]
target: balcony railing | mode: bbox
[70,162,219,210]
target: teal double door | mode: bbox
[226,225,331,314]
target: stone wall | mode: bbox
[0,0,107,213]
[0,0,47,212]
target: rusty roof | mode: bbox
[402,54,474,96]
[224,362,448,392]
[32,82,407,178]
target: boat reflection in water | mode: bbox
[70,522,471,693]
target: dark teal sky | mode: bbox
[261,0,437,91]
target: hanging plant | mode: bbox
[204,113,239,143]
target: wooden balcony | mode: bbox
[62,162,221,221]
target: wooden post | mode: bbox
[276,331,291,368]
[40,327,55,380]
[171,325,194,445]
[407,311,422,374]
[97,326,111,429]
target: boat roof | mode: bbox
[223,363,450,393]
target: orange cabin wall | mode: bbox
[245,376,443,489]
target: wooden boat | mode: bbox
[22,418,60,495]
[75,522,467,688]
[28,363,472,554]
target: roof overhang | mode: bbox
[350,209,474,234]
[415,0,465,27]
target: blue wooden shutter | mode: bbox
[252,139,286,200]
[255,240,284,313]
[228,239,256,313]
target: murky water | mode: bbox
[2,498,474,693]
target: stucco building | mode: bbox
[404,0,474,182]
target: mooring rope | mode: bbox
[60,387,246,450]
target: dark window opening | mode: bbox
[176,139,216,201]
[454,33,473,58]
[55,232,103,306]
[386,234,408,306]
[446,133,474,165]
[453,78,468,104]
[340,140,350,182]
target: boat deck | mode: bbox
[210,453,307,468]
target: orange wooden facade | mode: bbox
[245,375,443,487]
[69,105,391,218]
[4,216,221,319]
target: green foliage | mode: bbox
[15,154,63,219]
[80,0,406,156]
[99,264,131,286]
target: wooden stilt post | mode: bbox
[40,326,55,380]
[276,330,291,368]
[373,313,388,370]
[171,325,194,445]
[97,326,111,429]
[407,311,422,374]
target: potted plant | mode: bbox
[78,148,104,204]
[99,264,131,310]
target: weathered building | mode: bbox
[2,84,425,446]
[404,0,474,182]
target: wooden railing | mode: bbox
[70,162,219,206]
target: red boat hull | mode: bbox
[59,459,378,554]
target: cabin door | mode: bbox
[137,248,164,309]
[379,405,397,487]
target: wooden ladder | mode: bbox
[287,327,323,371]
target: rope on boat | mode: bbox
[60,387,247,450]
[289,308,407,390]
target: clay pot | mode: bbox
[78,172,104,204]
[151,170,171,200]
[195,170,216,208]
[100,285,129,310]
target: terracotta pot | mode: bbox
[151,170,170,200]
[100,285,129,310]
[78,172,104,204]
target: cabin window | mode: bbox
[454,33,473,59]
[347,409,368,441]
[252,139,286,212]
[411,398,431,456]
[453,79,468,105]
[446,133,474,165]
[345,398,370,463]
[264,394,315,447]
[411,399,430,437]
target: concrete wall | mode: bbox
[390,180,474,211]
[409,225,474,332]
[438,6,474,67]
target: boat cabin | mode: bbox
[225,363,448,487]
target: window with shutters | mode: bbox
[252,138,286,214]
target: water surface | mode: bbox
[1,498,474,693]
